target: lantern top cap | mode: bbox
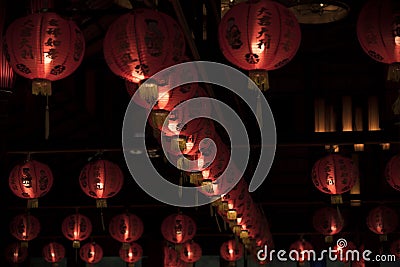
[288,1,350,24]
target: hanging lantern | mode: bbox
[366,205,399,241]
[164,245,186,267]
[332,240,357,262]
[103,8,185,84]
[180,241,202,264]
[4,11,85,96]
[9,213,40,247]
[79,158,124,208]
[390,239,400,259]
[161,213,197,244]
[8,158,54,208]
[289,239,314,265]
[79,242,103,264]
[218,0,301,91]
[109,212,144,249]
[311,154,358,204]
[119,242,143,267]
[61,213,92,248]
[42,242,66,265]
[0,2,15,91]
[385,153,400,191]
[5,242,28,264]
[220,239,243,266]
[312,206,344,243]
[357,0,400,82]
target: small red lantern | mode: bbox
[312,207,344,243]
[42,242,65,264]
[61,213,92,248]
[103,8,185,84]
[385,153,400,191]
[79,158,124,208]
[109,212,144,248]
[311,154,358,204]
[4,11,85,95]
[218,0,301,91]
[289,239,314,264]
[390,239,400,259]
[161,213,197,244]
[332,240,357,263]
[5,242,28,264]
[119,242,143,266]
[79,242,103,264]
[220,239,243,266]
[180,241,202,264]
[164,245,186,267]
[8,158,54,208]
[9,213,41,247]
[366,205,399,241]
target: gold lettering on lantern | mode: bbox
[256,7,272,49]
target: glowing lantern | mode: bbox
[4,11,85,95]
[311,154,358,204]
[119,242,143,266]
[0,3,15,90]
[289,239,314,265]
[366,205,399,241]
[220,239,243,266]
[357,0,400,82]
[5,242,28,264]
[8,158,54,208]
[42,242,65,264]
[79,242,103,264]
[103,8,185,84]
[312,207,344,243]
[164,245,186,267]
[61,213,92,248]
[161,213,197,244]
[390,239,400,259]
[79,158,124,208]
[385,153,400,191]
[332,241,357,262]
[218,0,301,91]
[109,212,144,248]
[9,213,40,247]
[180,241,202,264]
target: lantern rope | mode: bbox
[45,95,50,140]
[392,90,400,116]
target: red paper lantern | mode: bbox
[312,207,344,243]
[385,153,400,191]
[220,239,243,265]
[311,154,358,204]
[61,213,92,248]
[0,6,15,90]
[218,0,301,91]
[332,241,357,262]
[79,242,103,264]
[8,159,54,208]
[161,213,197,244]
[366,205,398,241]
[109,212,144,246]
[79,158,124,208]
[5,242,28,264]
[289,239,314,263]
[180,241,202,263]
[357,0,400,81]
[42,242,65,264]
[103,8,185,84]
[390,239,400,259]
[164,245,187,267]
[9,213,41,246]
[4,11,85,95]
[119,242,143,265]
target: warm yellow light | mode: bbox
[395,36,400,46]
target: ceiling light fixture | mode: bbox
[288,1,350,24]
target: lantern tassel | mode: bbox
[27,198,38,209]
[331,194,343,204]
[379,234,387,242]
[387,63,400,82]
[100,207,105,231]
[32,78,52,96]
[249,69,269,91]
[45,95,49,140]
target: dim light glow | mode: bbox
[157,92,169,109]
[202,169,210,178]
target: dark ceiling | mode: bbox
[1,0,400,266]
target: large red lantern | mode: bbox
[8,158,54,208]
[109,212,144,247]
[366,205,399,241]
[103,8,185,84]
[180,241,202,264]
[161,213,197,244]
[61,213,92,248]
[289,239,314,264]
[312,207,344,243]
[119,242,143,266]
[5,242,28,264]
[357,0,400,82]
[218,0,301,91]
[9,213,41,247]
[220,239,243,266]
[4,11,85,95]
[42,242,65,264]
[385,153,400,191]
[311,154,358,204]
[0,4,15,90]
[79,242,103,264]
[79,158,124,208]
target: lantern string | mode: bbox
[214,210,222,232]
[45,95,49,140]
[256,91,263,129]
[392,90,400,115]
[100,207,105,232]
